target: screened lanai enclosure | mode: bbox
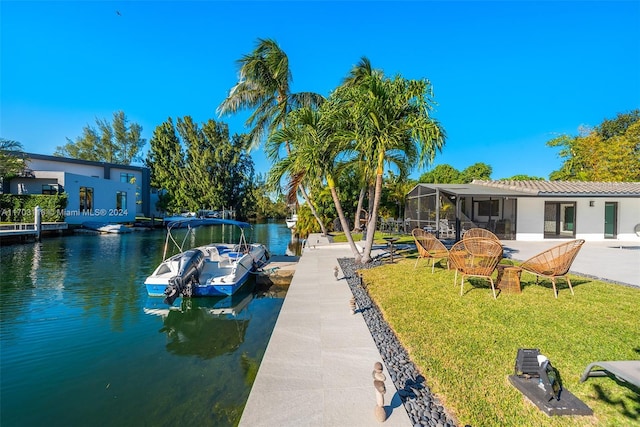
[405,184,519,240]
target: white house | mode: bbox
[405,181,640,242]
[6,153,158,225]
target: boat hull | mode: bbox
[144,244,268,298]
[83,221,131,233]
[285,214,298,229]
[145,269,252,297]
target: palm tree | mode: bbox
[217,38,328,234]
[0,138,28,180]
[267,107,363,259]
[337,58,446,263]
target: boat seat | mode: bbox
[202,245,222,262]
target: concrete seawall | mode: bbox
[240,234,412,427]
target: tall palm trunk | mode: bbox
[361,155,385,263]
[352,187,366,232]
[328,177,362,261]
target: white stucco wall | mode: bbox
[616,197,640,240]
[27,158,106,178]
[61,172,136,224]
[516,197,640,241]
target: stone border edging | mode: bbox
[338,258,462,427]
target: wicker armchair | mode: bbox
[412,228,449,272]
[463,228,502,258]
[520,239,585,298]
[463,227,500,241]
[449,237,503,299]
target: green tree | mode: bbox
[503,174,545,181]
[0,138,28,180]
[548,109,640,181]
[268,106,362,255]
[250,173,288,220]
[217,38,328,234]
[146,118,186,212]
[217,38,324,150]
[381,170,416,219]
[146,117,255,218]
[55,111,145,165]
[418,164,461,183]
[460,162,492,182]
[336,58,446,263]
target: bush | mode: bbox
[0,194,68,222]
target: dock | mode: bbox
[240,234,412,427]
[256,255,299,286]
[0,222,68,240]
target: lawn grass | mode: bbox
[358,252,640,426]
[330,231,415,245]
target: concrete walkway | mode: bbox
[502,240,640,288]
[240,234,411,427]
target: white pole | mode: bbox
[35,205,42,241]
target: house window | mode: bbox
[477,199,499,217]
[42,184,59,195]
[120,173,136,184]
[116,191,127,210]
[80,187,93,212]
[120,173,140,208]
[544,202,576,238]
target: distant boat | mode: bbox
[82,221,131,234]
[285,213,298,229]
[144,218,269,304]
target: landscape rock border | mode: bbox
[338,258,463,427]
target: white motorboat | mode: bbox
[144,219,269,304]
[285,213,298,229]
[82,221,131,234]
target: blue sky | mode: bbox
[2,1,639,180]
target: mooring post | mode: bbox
[34,205,42,241]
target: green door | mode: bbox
[563,205,575,232]
[604,202,617,238]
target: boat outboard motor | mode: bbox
[163,249,204,305]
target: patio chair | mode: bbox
[464,227,502,258]
[580,360,640,388]
[438,219,456,239]
[463,227,500,241]
[519,239,585,298]
[412,228,449,272]
[449,237,503,299]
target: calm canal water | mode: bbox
[0,221,298,427]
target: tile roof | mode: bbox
[473,180,640,196]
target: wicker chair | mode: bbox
[464,228,502,258]
[463,227,500,241]
[520,239,585,298]
[412,228,449,272]
[449,237,504,299]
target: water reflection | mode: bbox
[0,222,291,427]
[144,289,255,359]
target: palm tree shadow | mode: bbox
[591,383,640,421]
